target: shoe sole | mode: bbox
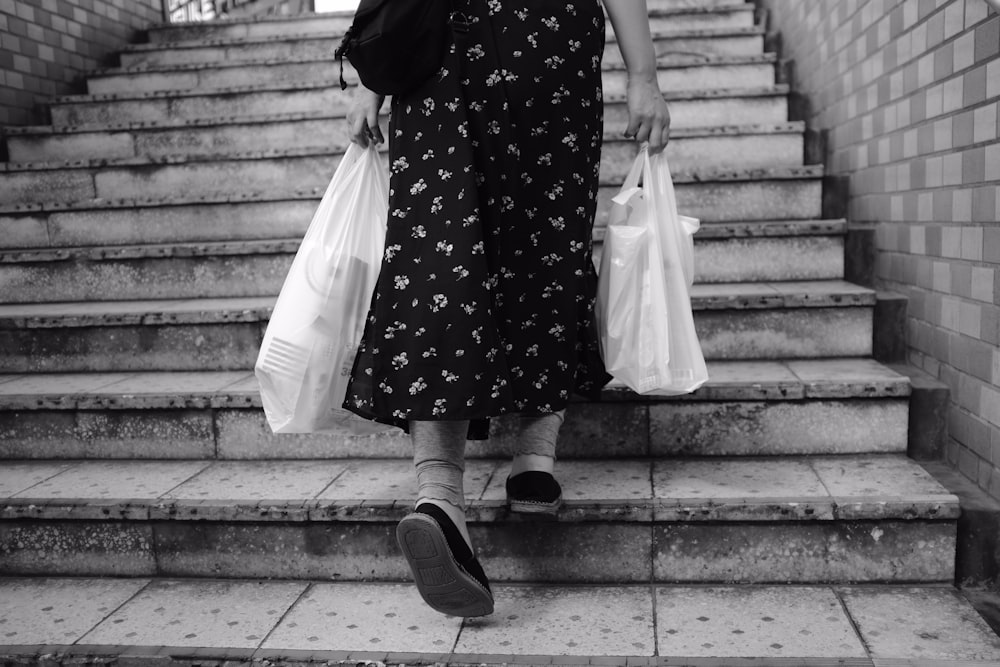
[509,496,562,515]
[395,513,494,618]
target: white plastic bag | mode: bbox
[595,145,708,395]
[255,143,393,434]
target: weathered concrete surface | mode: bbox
[475,523,653,582]
[653,521,956,583]
[0,323,262,372]
[215,409,412,459]
[0,409,214,459]
[694,307,873,359]
[152,520,408,579]
[0,253,294,303]
[45,201,317,247]
[693,236,843,283]
[0,521,156,575]
[0,171,94,207]
[650,399,909,456]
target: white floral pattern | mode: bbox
[344,0,609,439]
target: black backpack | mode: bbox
[335,0,468,96]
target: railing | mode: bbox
[164,0,315,22]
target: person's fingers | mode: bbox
[367,112,384,145]
[351,116,370,147]
[624,114,640,139]
[647,123,666,155]
[633,116,652,145]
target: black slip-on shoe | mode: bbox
[506,470,563,515]
[395,503,494,618]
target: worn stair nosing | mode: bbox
[47,81,789,105]
[4,115,804,139]
[84,52,777,79]
[0,357,913,408]
[0,145,821,178]
[145,3,754,33]
[124,24,767,53]
[0,281,876,329]
[0,219,846,263]
[0,455,959,523]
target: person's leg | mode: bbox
[510,409,565,476]
[410,419,472,549]
[398,419,493,617]
[507,410,565,513]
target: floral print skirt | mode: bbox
[343,0,611,438]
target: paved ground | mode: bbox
[3,577,1000,664]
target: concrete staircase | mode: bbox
[2,1,1000,664]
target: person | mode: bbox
[344,0,670,617]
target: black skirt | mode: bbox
[344,0,611,438]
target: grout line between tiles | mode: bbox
[254,580,314,653]
[310,461,353,501]
[73,577,156,647]
[832,586,875,663]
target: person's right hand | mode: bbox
[348,85,386,147]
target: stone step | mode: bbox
[0,281,874,373]
[0,220,844,303]
[5,117,805,168]
[119,27,766,69]
[1,167,822,254]
[5,578,1000,664]
[82,53,776,96]
[0,454,957,583]
[45,81,788,130]
[0,141,822,220]
[0,358,910,460]
[145,4,755,43]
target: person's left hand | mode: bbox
[624,75,671,154]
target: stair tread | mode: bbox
[0,358,911,406]
[87,52,776,78]
[0,145,822,180]
[4,114,803,138]
[10,578,998,663]
[0,219,845,260]
[123,24,765,52]
[49,81,789,105]
[0,281,874,327]
[0,455,959,523]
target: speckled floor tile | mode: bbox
[811,456,953,498]
[80,579,306,648]
[0,462,77,497]
[656,586,866,658]
[316,459,497,502]
[163,460,348,501]
[0,577,148,645]
[652,458,826,499]
[840,586,1000,660]
[13,461,210,499]
[262,583,461,652]
[481,460,652,502]
[786,358,906,385]
[0,373,134,395]
[455,586,654,656]
[701,360,800,386]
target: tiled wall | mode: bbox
[0,0,163,126]
[758,0,1000,496]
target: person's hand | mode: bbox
[624,75,671,154]
[348,85,386,147]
